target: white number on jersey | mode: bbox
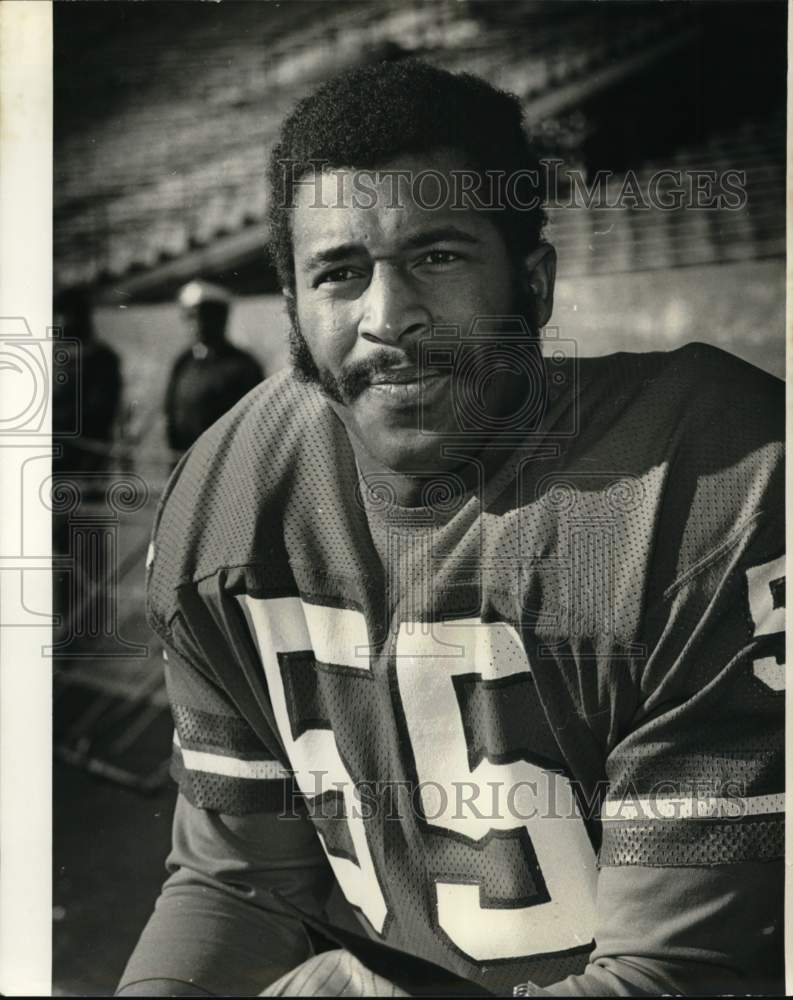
[746,555,786,691]
[242,598,597,962]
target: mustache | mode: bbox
[333,346,422,401]
[289,323,422,404]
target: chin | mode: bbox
[359,430,448,476]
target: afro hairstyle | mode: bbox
[266,59,547,293]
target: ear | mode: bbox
[520,243,556,330]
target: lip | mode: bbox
[363,370,449,406]
[368,367,442,386]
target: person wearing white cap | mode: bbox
[165,279,264,455]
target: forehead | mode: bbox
[290,150,499,258]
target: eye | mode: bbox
[314,267,361,287]
[419,250,461,266]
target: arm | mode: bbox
[118,795,335,997]
[209,353,265,427]
[526,862,782,997]
[243,353,265,390]
[118,632,336,997]
[534,513,785,996]
[164,356,184,453]
[255,857,782,999]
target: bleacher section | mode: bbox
[548,115,786,275]
[57,0,764,294]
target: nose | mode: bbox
[358,263,429,346]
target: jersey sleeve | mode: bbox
[128,377,349,994]
[161,621,296,816]
[118,793,336,996]
[520,473,784,995]
[569,483,785,994]
[145,454,299,817]
[601,510,784,869]
[513,861,783,997]
[120,622,337,995]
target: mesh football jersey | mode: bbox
[147,343,784,994]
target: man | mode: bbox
[53,285,123,476]
[120,61,784,996]
[164,279,264,455]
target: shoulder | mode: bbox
[665,345,783,572]
[147,370,346,630]
[226,343,264,369]
[566,343,783,576]
[573,342,783,460]
[168,348,193,374]
[658,341,782,426]
[578,341,781,415]
[90,340,120,365]
[639,342,783,481]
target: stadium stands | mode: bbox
[56,1,783,296]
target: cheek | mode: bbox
[435,285,512,334]
[439,258,517,321]
[296,297,356,371]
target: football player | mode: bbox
[118,61,784,997]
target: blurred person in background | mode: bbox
[164,279,264,456]
[53,285,123,477]
[52,287,124,643]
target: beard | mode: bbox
[288,317,327,390]
[287,283,539,409]
[289,317,421,406]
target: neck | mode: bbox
[353,442,436,507]
[350,432,512,509]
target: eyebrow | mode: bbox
[400,226,482,252]
[301,226,482,273]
